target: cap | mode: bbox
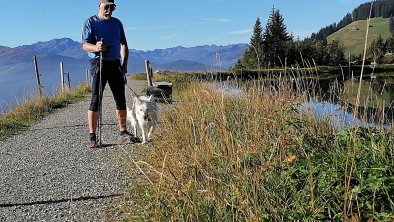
[99,0,115,5]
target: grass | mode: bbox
[121,76,394,221]
[122,14,394,219]
[0,84,90,140]
[327,17,391,57]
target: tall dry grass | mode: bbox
[127,81,310,220]
[122,74,394,221]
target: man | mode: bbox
[82,0,137,148]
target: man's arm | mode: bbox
[120,43,129,74]
[82,40,105,53]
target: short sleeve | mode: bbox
[82,18,94,44]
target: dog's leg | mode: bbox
[147,125,154,142]
[132,124,137,137]
[139,121,147,144]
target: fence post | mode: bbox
[86,68,91,90]
[60,61,65,91]
[145,60,153,87]
[66,72,71,89]
[33,55,43,97]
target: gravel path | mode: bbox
[0,80,148,221]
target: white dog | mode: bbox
[127,95,157,144]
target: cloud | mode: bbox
[161,34,179,40]
[202,18,231,23]
[125,25,176,31]
[230,29,252,35]
[126,17,231,32]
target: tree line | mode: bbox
[233,3,394,71]
[369,34,394,62]
[233,7,346,70]
[311,0,394,41]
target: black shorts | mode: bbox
[89,58,126,111]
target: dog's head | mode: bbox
[133,95,155,121]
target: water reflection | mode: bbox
[209,75,394,129]
[300,76,394,129]
[297,101,390,129]
[211,81,244,97]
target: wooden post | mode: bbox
[145,60,153,86]
[60,61,65,91]
[66,72,71,89]
[86,69,91,90]
[33,55,43,97]
[86,68,89,83]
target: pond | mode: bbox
[214,76,394,129]
[300,77,394,129]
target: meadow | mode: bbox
[125,71,394,221]
[327,17,391,57]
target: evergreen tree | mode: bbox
[262,7,292,67]
[326,39,346,65]
[369,34,387,61]
[247,18,264,69]
[337,13,353,30]
[386,34,394,54]
[234,18,264,70]
[390,16,394,34]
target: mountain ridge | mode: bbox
[0,38,248,75]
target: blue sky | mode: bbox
[1,0,367,51]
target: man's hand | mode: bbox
[121,64,128,84]
[123,74,127,84]
[96,39,106,52]
[121,64,127,75]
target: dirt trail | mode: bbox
[0,80,148,221]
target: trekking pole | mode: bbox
[98,50,103,147]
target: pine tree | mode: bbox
[369,34,387,60]
[247,17,264,69]
[390,16,394,34]
[386,34,394,54]
[234,18,264,70]
[263,6,292,67]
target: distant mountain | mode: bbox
[131,44,248,71]
[0,46,34,65]
[0,38,248,75]
[17,38,87,59]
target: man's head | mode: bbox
[99,0,115,5]
[98,0,116,20]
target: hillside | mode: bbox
[327,17,391,56]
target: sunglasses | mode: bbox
[103,4,116,11]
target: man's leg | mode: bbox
[116,109,127,132]
[88,110,98,133]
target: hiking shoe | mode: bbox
[88,133,99,148]
[119,130,140,144]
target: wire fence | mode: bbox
[0,55,90,115]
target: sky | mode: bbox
[1,0,368,51]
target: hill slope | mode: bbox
[327,17,391,56]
